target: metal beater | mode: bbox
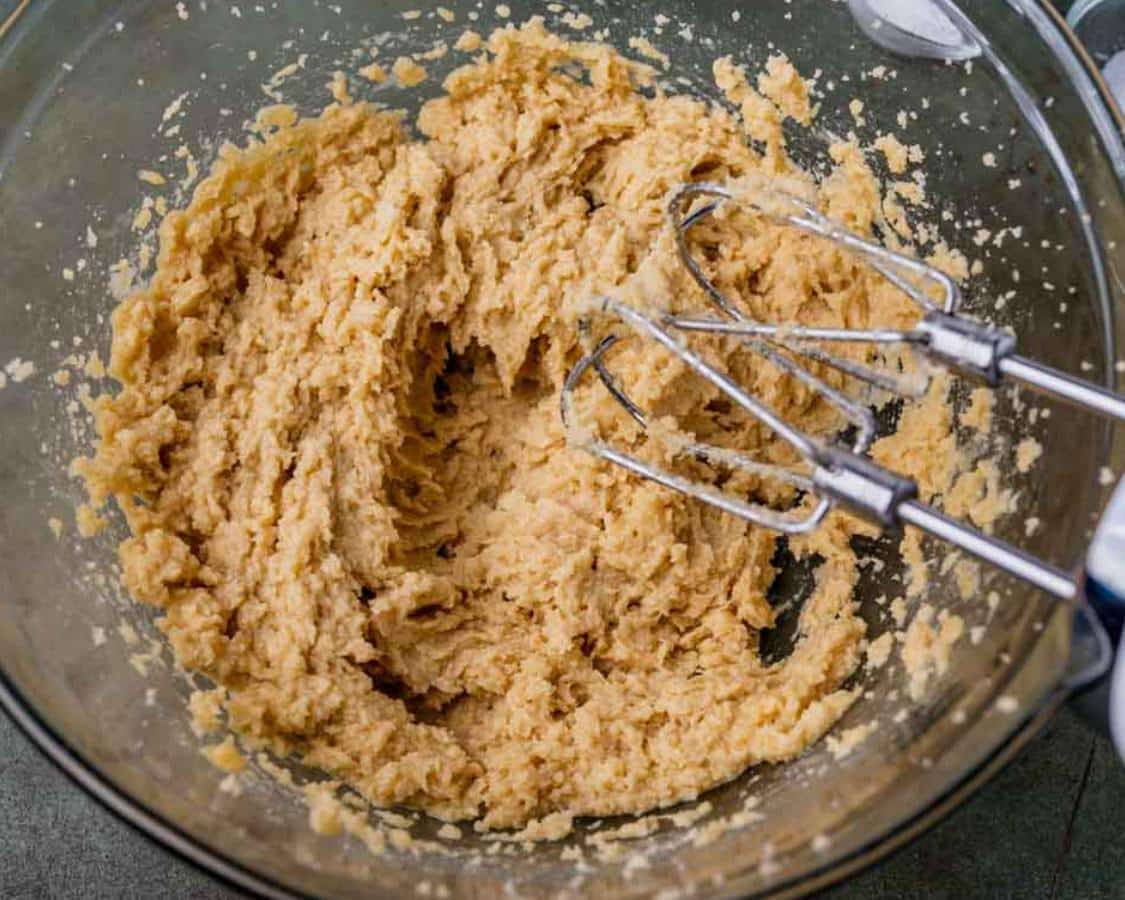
[560,179,1125,610]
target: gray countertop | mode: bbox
[1,705,1122,898]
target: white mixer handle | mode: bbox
[1112,646,1125,761]
[1085,476,1125,760]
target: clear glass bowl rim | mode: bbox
[0,1,1120,898]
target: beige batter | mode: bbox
[79,22,948,832]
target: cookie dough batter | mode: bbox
[80,22,927,830]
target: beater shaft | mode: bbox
[997,355,1125,422]
[670,313,1125,421]
[897,501,1076,600]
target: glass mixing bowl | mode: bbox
[1,1,1123,897]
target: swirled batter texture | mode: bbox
[81,22,927,831]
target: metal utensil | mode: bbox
[561,179,1125,753]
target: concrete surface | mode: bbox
[0,706,1122,898]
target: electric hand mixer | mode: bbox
[560,180,1125,756]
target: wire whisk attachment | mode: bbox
[668,180,1125,418]
[560,180,1125,603]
